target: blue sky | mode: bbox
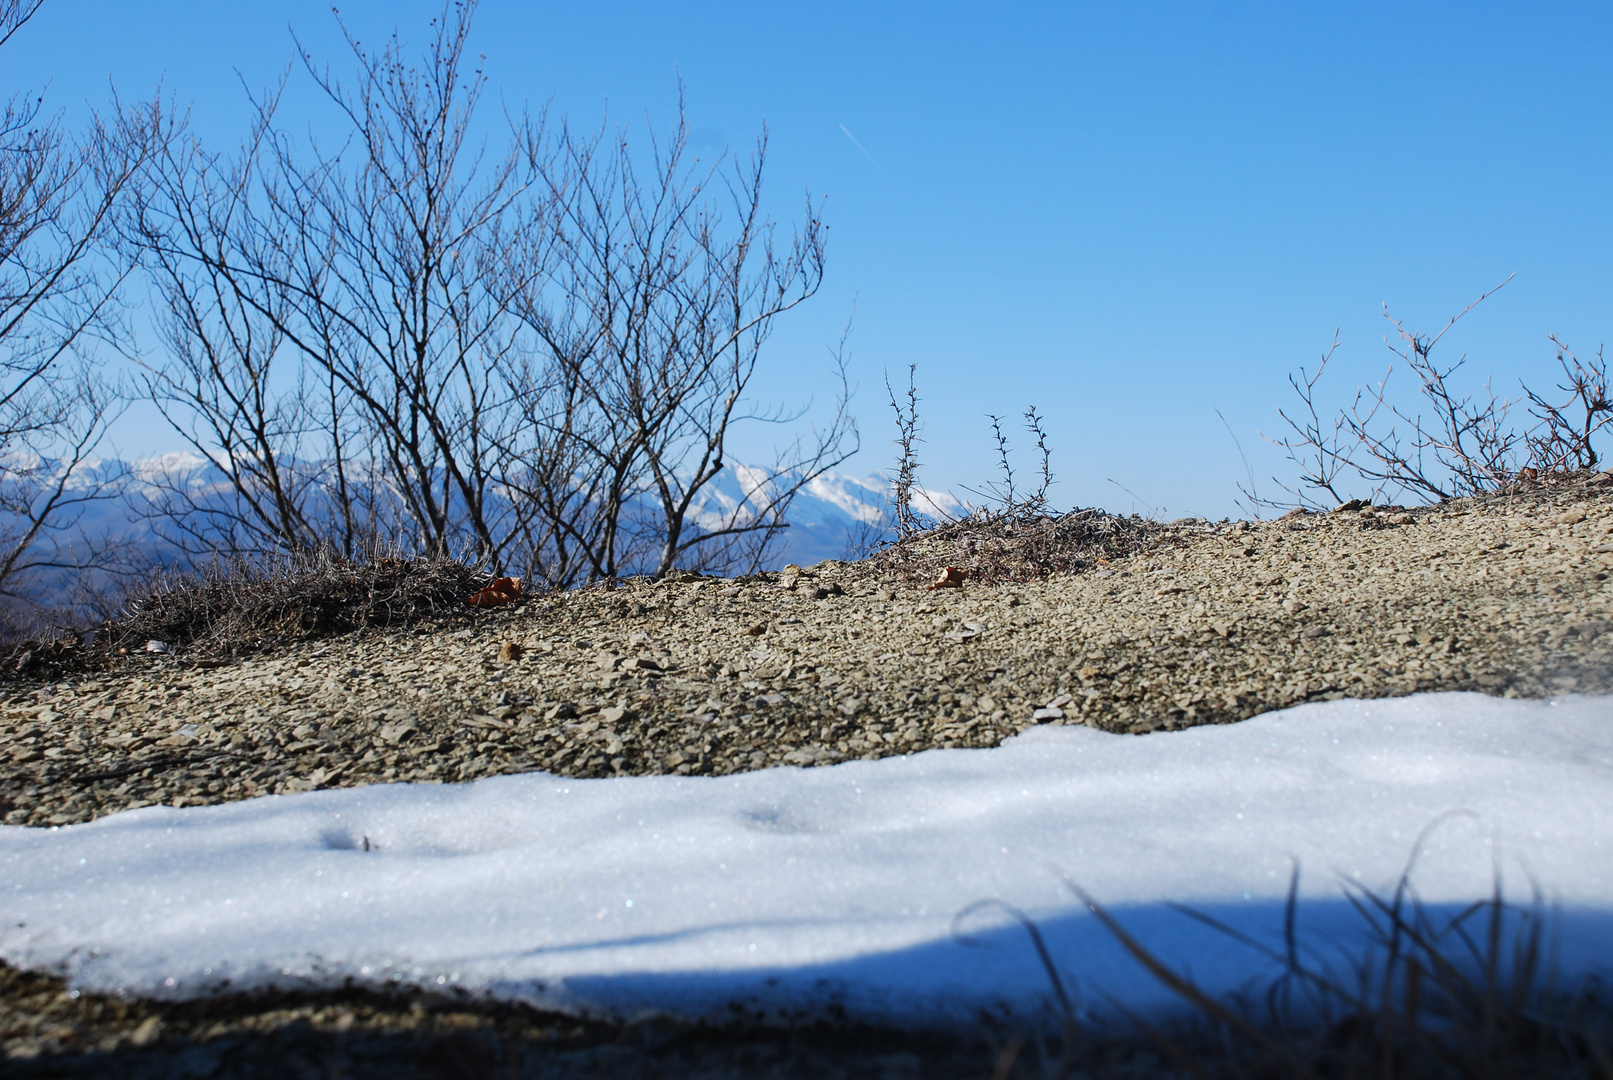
[11,1,1612,518]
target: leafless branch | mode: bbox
[885,363,923,538]
[1524,336,1613,474]
[0,2,156,617]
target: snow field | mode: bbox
[1,691,1610,1026]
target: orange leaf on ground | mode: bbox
[927,566,967,590]
[467,576,523,607]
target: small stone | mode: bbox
[378,722,417,744]
[745,623,766,637]
[837,698,864,717]
[499,642,524,662]
[145,640,173,654]
[1032,706,1064,722]
[130,1016,164,1047]
[1300,626,1331,640]
[600,705,633,724]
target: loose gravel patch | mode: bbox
[4,483,1613,829]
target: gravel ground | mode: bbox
[3,482,1612,829]
[0,962,1015,1079]
[3,478,1613,1073]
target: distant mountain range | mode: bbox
[4,454,967,603]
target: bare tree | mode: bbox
[505,101,856,582]
[0,0,155,614]
[120,89,378,560]
[275,4,553,565]
[128,0,852,587]
[126,2,554,567]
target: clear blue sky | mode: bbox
[11,1,1613,518]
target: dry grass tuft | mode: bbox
[982,836,1613,1080]
[2,548,494,678]
[863,508,1180,589]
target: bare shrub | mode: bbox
[0,0,159,614]
[1355,279,1523,500]
[122,9,541,566]
[885,363,926,538]
[1525,336,1613,475]
[502,103,855,583]
[1263,278,1613,509]
[120,90,382,561]
[1252,332,1368,511]
[122,1,852,588]
[964,407,1055,521]
[865,365,1167,585]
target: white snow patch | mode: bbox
[802,472,889,524]
[2,692,1610,1025]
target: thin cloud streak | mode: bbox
[839,123,886,176]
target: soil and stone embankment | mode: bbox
[3,480,1613,1071]
[3,481,1612,827]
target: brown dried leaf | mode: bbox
[467,576,522,608]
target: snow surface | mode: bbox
[2,692,1611,1026]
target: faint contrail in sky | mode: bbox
[839,124,885,175]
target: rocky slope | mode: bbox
[3,479,1611,828]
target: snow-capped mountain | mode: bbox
[0,453,968,607]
